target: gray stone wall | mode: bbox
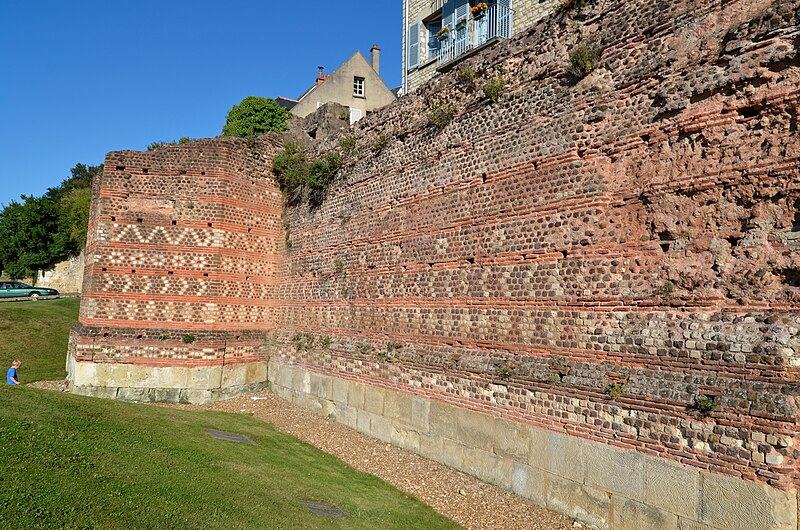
[270,360,798,530]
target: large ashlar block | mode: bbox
[545,474,610,530]
[512,462,547,506]
[538,431,585,483]
[612,496,679,530]
[584,442,645,501]
[645,457,701,519]
[494,418,534,460]
[700,472,797,530]
[68,359,268,404]
[309,372,332,399]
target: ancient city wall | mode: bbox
[270,0,800,527]
[70,0,800,527]
[68,138,283,402]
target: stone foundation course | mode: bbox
[270,361,797,530]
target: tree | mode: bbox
[221,96,291,138]
[0,196,64,279]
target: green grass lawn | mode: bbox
[0,387,459,529]
[0,297,80,382]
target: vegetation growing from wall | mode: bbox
[0,163,100,279]
[271,143,341,197]
[221,96,291,138]
[568,44,602,79]
[146,137,194,151]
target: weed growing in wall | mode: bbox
[338,135,356,155]
[291,332,315,351]
[371,134,388,152]
[568,44,602,79]
[355,343,375,356]
[457,66,477,88]
[558,0,589,13]
[605,382,625,400]
[333,259,345,275]
[320,336,332,349]
[182,334,195,344]
[158,334,170,341]
[695,395,718,417]
[272,143,341,196]
[658,280,676,297]
[428,103,456,130]
[482,77,506,104]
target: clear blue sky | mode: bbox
[0,1,402,206]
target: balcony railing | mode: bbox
[434,4,512,67]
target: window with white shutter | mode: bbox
[407,21,421,70]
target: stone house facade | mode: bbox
[288,46,397,124]
[402,0,560,94]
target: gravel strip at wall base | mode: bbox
[193,388,573,530]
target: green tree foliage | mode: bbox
[0,196,64,279]
[221,96,291,138]
[0,163,100,279]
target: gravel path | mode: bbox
[29,381,573,529]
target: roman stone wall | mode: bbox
[270,0,800,527]
[72,0,800,526]
[67,137,283,403]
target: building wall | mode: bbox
[291,53,397,120]
[67,137,284,403]
[36,251,86,294]
[402,0,561,93]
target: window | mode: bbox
[426,18,442,59]
[353,77,365,97]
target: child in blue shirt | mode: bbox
[6,360,21,385]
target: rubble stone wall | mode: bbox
[272,0,800,527]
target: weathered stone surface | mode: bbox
[612,496,679,530]
[645,457,701,520]
[585,442,645,501]
[512,463,547,506]
[700,473,797,530]
[545,474,610,530]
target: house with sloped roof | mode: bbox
[284,45,397,124]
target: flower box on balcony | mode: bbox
[456,18,467,30]
[436,27,451,41]
[471,2,488,18]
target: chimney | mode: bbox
[316,66,325,86]
[370,44,380,76]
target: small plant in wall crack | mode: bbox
[371,133,388,152]
[568,44,602,80]
[291,332,315,351]
[605,382,625,400]
[482,76,506,104]
[158,334,170,341]
[694,395,718,417]
[319,335,332,349]
[658,280,675,297]
[333,259,345,276]
[456,66,477,88]
[355,342,375,356]
[427,103,456,130]
[377,342,403,363]
[182,334,195,344]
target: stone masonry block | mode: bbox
[429,401,459,439]
[584,441,645,501]
[458,409,497,453]
[369,412,393,443]
[645,456,701,519]
[309,372,332,399]
[332,377,349,404]
[383,391,413,424]
[347,383,366,409]
[440,438,467,470]
[363,385,386,415]
[612,496,679,530]
[410,397,430,433]
[700,471,797,530]
[356,409,372,434]
[391,425,421,453]
[512,463,547,506]
[545,473,610,530]
[494,418,534,460]
[539,431,585,483]
[463,446,513,490]
[419,433,443,461]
